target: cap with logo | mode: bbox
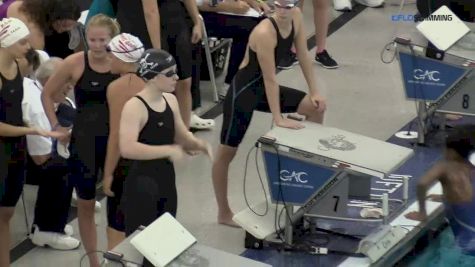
[0,17,30,48]
[108,33,144,63]
[137,49,176,81]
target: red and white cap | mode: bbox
[0,17,30,48]
[108,33,144,63]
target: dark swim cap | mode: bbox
[137,49,176,81]
[446,124,475,165]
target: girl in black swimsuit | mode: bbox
[211,0,328,227]
[119,49,212,242]
[0,17,61,267]
[41,14,120,267]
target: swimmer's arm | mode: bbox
[255,28,282,123]
[293,8,318,96]
[183,0,201,26]
[0,122,38,137]
[103,84,125,179]
[42,55,76,128]
[198,1,246,13]
[119,98,178,160]
[142,0,161,49]
[416,162,446,217]
[165,94,204,151]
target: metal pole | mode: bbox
[382,193,389,225]
[284,204,294,246]
[417,101,426,144]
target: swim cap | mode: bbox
[0,18,30,48]
[108,33,144,63]
[446,125,475,165]
[137,49,176,81]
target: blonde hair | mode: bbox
[86,14,120,37]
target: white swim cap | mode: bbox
[107,33,144,63]
[0,17,30,48]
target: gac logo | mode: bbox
[413,69,440,81]
[280,170,308,184]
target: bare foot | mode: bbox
[218,213,241,228]
[445,114,463,121]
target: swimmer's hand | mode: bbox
[34,127,68,140]
[186,139,213,161]
[191,22,202,44]
[103,175,115,197]
[169,145,186,162]
[405,211,427,221]
[275,118,305,130]
[310,94,326,113]
[53,125,72,145]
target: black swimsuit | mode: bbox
[0,63,26,206]
[124,95,177,236]
[69,51,119,200]
[220,17,306,147]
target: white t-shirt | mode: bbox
[21,78,52,156]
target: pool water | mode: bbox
[408,227,475,267]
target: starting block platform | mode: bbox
[234,118,456,266]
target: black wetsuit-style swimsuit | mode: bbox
[220,17,306,147]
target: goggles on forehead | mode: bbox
[106,45,144,54]
[274,1,296,9]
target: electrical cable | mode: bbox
[381,41,399,64]
[254,145,270,214]
[79,250,144,267]
[380,0,407,64]
[270,144,297,244]
[79,250,105,267]
[243,144,269,216]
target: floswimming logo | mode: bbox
[413,69,440,82]
[280,170,308,184]
[391,14,453,22]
